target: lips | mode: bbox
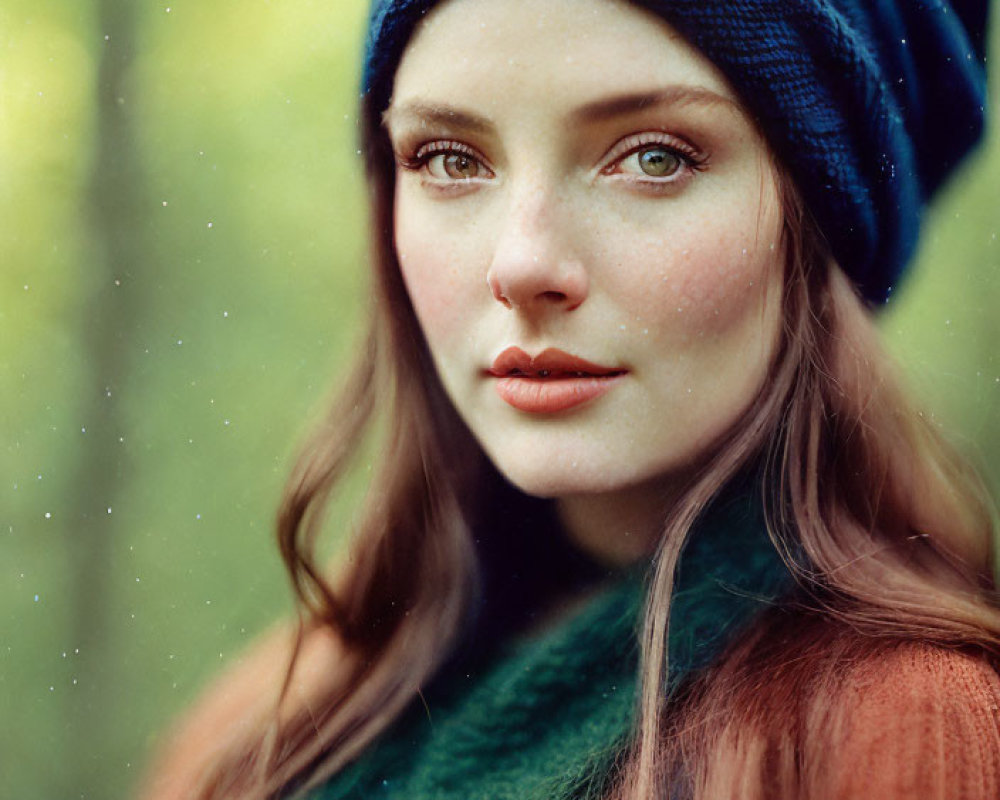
[486,346,626,413]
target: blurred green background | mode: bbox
[1,2,998,798]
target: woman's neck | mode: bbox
[555,478,678,568]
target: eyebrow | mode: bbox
[569,85,745,124]
[384,85,745,136]
[383,102,495,136]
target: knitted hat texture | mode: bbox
[361,0,989,304]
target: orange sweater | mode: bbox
[819,643,1000,799]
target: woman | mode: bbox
[143,0,1000,797]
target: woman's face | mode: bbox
[387,0,784,502]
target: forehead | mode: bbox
[390,0,738,113]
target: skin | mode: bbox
[387,0,785,566]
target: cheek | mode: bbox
[595,196,782,336]
[395,210,481,346]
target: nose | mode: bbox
[486,187,589,313]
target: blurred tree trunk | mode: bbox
[70,0,143,793]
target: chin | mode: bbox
[487,449,675,500]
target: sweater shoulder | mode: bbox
[812,641,1000,800]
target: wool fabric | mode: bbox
[361,0,989,304]
[309,491,793,799]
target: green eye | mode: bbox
[638,147,682,177]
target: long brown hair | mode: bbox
[142,86,1000,800]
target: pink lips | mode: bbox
[486,346,627,413]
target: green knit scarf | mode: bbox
[310,491,790,800]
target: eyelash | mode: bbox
[599,132,708,189]
[396,140,495,188]
[394,132,708,191]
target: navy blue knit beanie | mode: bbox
[362,0,989,305]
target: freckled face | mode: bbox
[387,0,785,499]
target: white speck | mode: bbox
[162,201,168,207]
[165,6,171,12]
[222,311,228,318]
[177,339,183,345]
[206,222,213,229]
[619,324,626,331]
[104,34,110,41]
[741,248,748,256]
[44,512,51,519]
[73,679,78,685]
[23,285,29,291]
[107,507,112,514]
[195,513,201,520]
[135,577,140,582]
[34,594,39,602]
[81,427,86,433]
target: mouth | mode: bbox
[486,346,627,413]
